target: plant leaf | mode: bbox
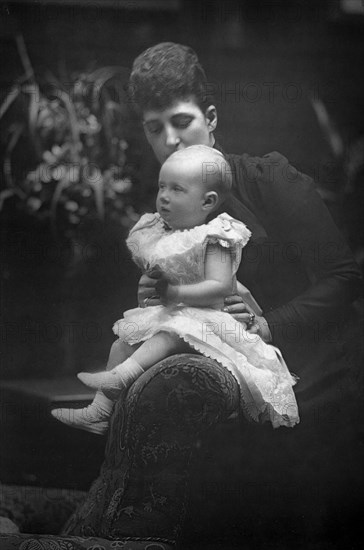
[15,33,35,82]
[87,66,129,112]
[87,167,105,221]
[27,83,43,159]
[3,123,25,189]
[0,86,20,120]
[50,175,72,236]
[56,90,82,163]
[0,189,16,210]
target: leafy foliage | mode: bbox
[0,36,141,239]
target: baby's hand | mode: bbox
[138,269,162,307]
[155,275,178,305]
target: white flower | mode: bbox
[52,164,67,181]
[27,197,42,211]
[113,178,132,193]
[65,200,79,212]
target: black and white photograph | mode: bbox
[0,1,363,548]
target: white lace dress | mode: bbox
[113,212,299,428]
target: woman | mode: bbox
[46,42,364,547]
[128,42,363,540]
[132,42,361,394]
[4,41,361,550]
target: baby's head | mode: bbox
[157,145,232,230]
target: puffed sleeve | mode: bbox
[205,213,251,276]
[244,151,362,332]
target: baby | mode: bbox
[52,145,299,433]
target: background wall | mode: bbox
[1,0,363,379]
[0,2,363,547]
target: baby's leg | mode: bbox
[51,339,135,434]
[106,338,135,370]
[132,331,190,368]
[78,332,190,396]
[83,339,136,418]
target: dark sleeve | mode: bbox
[245,151,362,332]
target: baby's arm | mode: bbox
[158,243,233,308]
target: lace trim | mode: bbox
[127,212,251,274]
[143,325,299,429]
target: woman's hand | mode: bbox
[137,269,163,307]
[223,295,271,342]
[223,294,254,323]
[246,313,272,343]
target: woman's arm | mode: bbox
[243,152,362,331]
[157,243,233,307]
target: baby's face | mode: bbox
[156,157,210,230]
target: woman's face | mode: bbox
[142,98,217,164]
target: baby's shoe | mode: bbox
[51,406,109,435]
[0,516,20,534]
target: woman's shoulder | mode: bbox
[226,150,315,192]
[225,150,318,222]
[226,150,290,170]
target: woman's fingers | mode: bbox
[143,296,162,307]
[223,302,251,315]
[138,291,161,307]
[140,273,159,287]
[247,324,260,334]
[224,294,244,305]
[138,273,161,305]
[227,313,252,324]
[146,268,163,279]
[224,294,252,314]
[223,294,257,327]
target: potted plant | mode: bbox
[0,34,142,244]
[0,35,143,377]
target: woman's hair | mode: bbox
[128,42,213,114]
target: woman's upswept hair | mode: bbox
[128,42,213,113]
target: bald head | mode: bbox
[164,145,232,206]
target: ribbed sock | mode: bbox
[77,357,145,395]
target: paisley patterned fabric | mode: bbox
[63,354,239,545]
[0,486,86,536]
[0,534,173,549]
[0,355,239,548]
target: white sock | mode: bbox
[92,390,114,414]
[111,357,146,387]
[77,356,145,393]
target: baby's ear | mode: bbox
[203,191,218,210]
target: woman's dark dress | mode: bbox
[215,148,363,535]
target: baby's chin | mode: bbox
[159,213,173,230]
[160,217,185,231]
[158,209,208,230]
